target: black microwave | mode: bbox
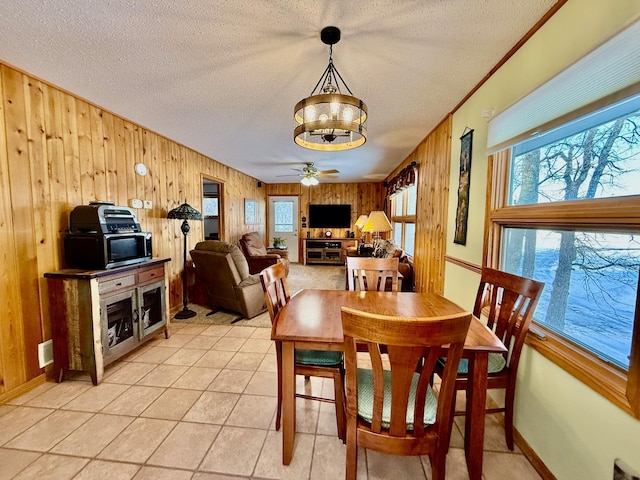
[65,232,152,270]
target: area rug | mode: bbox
[175,263,345,328]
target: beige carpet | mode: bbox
[175,263,345,328]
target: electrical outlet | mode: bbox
[129,198,143,209]
[38,339,54,368]
[144,200,152,209]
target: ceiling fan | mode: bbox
[277,162,339,185]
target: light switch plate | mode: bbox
[129,198,143,209]
[144,200,152,209]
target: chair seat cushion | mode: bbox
[438,353,506,375]
[295,349,343,366]
[356,368,436,430]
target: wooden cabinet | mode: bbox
[303,238,357,265]
[45,258,170,385]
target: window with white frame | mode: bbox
[390,183,417,256]
[273,200,294,233]
[489,92,640,416]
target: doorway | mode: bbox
[202,177,223,241]
[269,196,299,262]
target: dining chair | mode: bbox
[341,306,472,480]
[436,267,544,450]
[259,262,346,440]
[346,256,400,292]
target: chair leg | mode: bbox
[504,382,516,450]
[275,343,283,431]
[345,414,358,480]
[430,448,446,480]
[442,388,457,452]
[333,369,346,442]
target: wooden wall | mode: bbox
[384,116,452,293]
[265,182,385,251]
[0,63,265,401]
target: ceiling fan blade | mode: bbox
[275,173,303,177]
[321,175,339,180]
[318,169,340,176]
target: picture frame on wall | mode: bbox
[454,128,473,245]
[244,198,256,224]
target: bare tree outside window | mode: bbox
[504,109,640,370]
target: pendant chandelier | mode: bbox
[294,26,368,151]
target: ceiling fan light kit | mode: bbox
[294,26,368,151]
[276,162,339,186]
[301,175,319,186]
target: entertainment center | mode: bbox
[303,238,357,265]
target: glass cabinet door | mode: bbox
[100,289,138,362]
[138,280,166,339]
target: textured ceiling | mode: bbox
[0,0,557,184]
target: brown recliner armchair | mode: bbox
[190,241,266,319]
[239,232,290,275]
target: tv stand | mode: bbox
[304,238,357,265]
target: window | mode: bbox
[390,184,417,256]
[488,92,640,416]
[203,197,219,217]
[274,200,294,233]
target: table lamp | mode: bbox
[168,199,202,319]
[354,214,369,243]
[362,210,392,243]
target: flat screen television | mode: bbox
[308,204,351,228]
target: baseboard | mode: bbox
[0,374,47,405]
[514,427,557,480]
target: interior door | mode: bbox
[269,196,299,262]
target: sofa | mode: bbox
[238,231,290,275]
[190,240,267,319]
[346,239,414,292]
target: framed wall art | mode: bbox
[244,198,257,225]
[454,128,473,245]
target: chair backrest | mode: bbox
[259,262,290,324]
[190,240,251,290]
[346,257,400,292]
[239,231,268,257]
[341,307,471,442]
[474,268,544,368]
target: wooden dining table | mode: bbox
[272,289,507,480]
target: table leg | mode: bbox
[281,341,296,465]
[465,352,488,480]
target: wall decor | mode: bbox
[244,198,257,224]
[454,128,473,245]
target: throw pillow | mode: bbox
[373,239,400,258]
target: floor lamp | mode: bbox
[168,200,202,319]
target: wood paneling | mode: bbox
[0,63,265,402]
[385,116,452,294]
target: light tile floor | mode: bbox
[0,322,543,480]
